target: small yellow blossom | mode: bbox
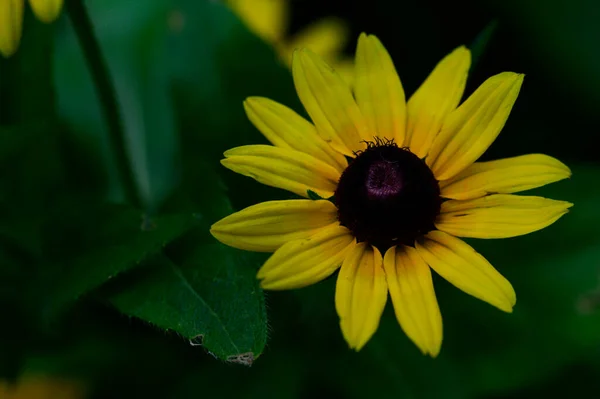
[0,0,64,58]
[29,0,63,23]
[0,375,86,399]
[226,0,354,85]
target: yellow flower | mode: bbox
[0,375,86,399]
[226,0,354,85]
[29,0,62,23]
[0,0,63,57]
[211,33,572,356]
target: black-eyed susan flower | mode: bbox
[226,0,354,85]
[0,0,63,57]
[210,33,572,356]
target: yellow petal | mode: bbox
[210,199,339,252]
[292,48,370,156]
[221,145,341,198]
[406,46,471,158]
[416,230,516,312]
[335,243,387,351]
[286,17,349,62]
[29,0,63,23]
[436,194,573,239]
[440,154,572,200]
[226,0,286,45]
[428,72,524,181]
[258,224,355,290]
[0,0,23,58]
[383,246,442,357]
[354,33,406,145]
[244,97,347,172]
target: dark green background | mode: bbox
[1,0,599,397]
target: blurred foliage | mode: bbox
[1,0,600,398]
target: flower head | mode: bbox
[0,0,63,58]
[226,0,353,85]
[211,33,572,356]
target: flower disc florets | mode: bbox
[335,138,442,250]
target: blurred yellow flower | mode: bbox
[226,0,354,86]
[0,375,86,399]
[28,0,62,23]
[0,0,63,57]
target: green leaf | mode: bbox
[55,0,179,210]
[37,203,199,321]
[167,0,300,210]
[106,242,267,363]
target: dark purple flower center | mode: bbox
[334,138,441,251]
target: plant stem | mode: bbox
[66,0,141,208]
